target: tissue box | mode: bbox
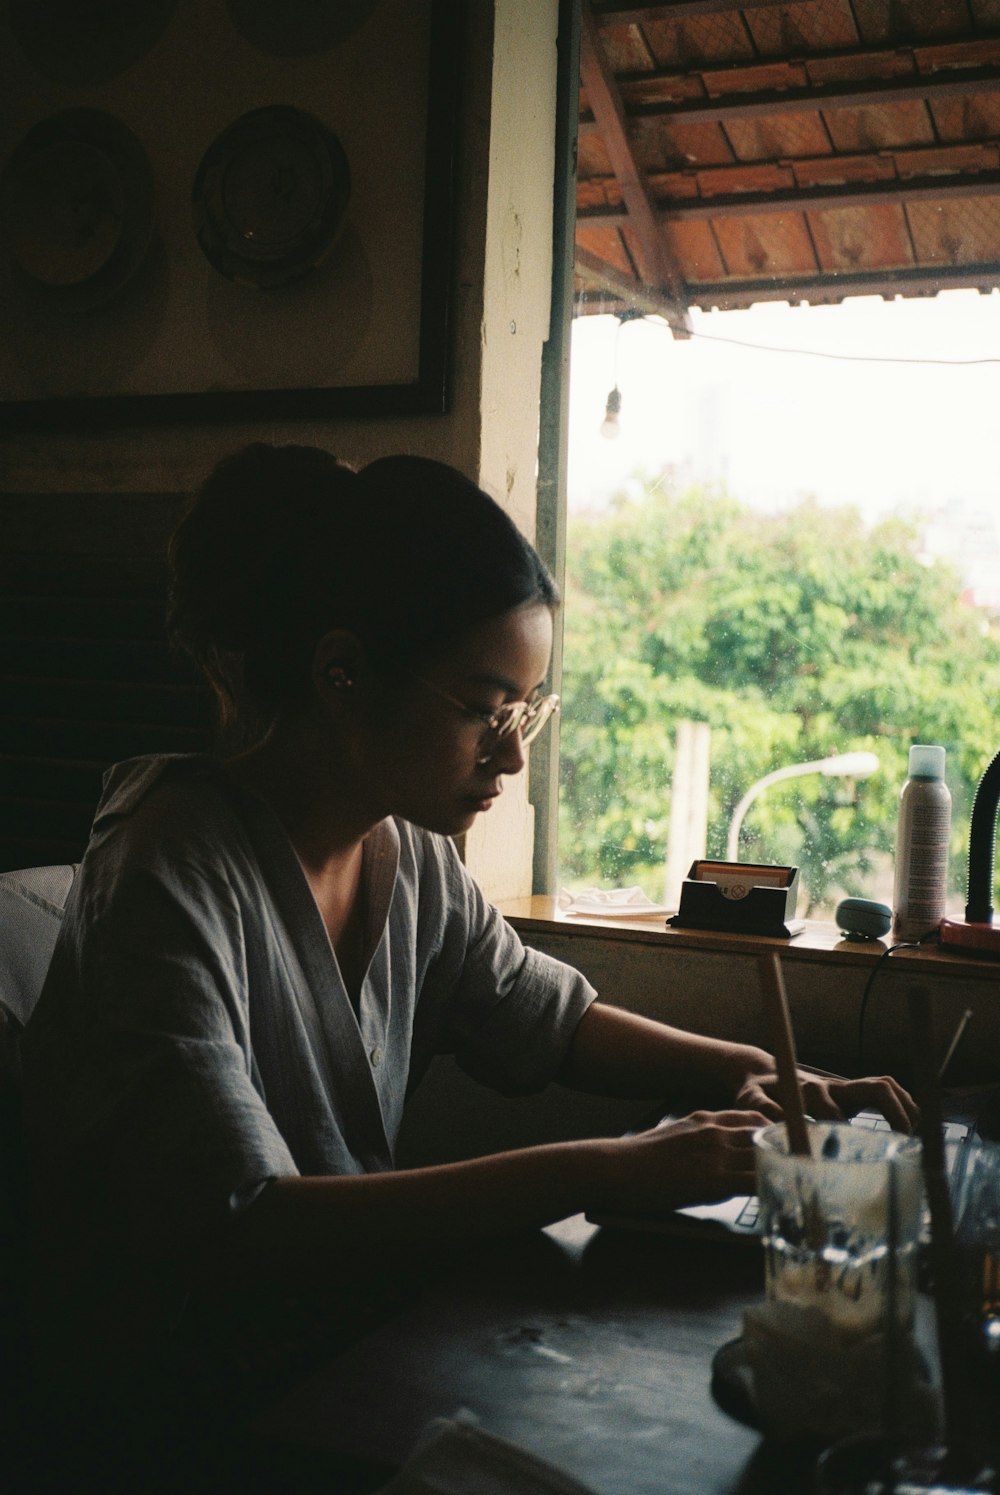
[667,860,801,937]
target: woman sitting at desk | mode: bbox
[21,444,914,1460]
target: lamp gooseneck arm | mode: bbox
[965,747,1000,924]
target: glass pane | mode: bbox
[559,293,1000,920]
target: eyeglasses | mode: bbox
[413,675,560,756]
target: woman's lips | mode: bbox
[467,785,502,811]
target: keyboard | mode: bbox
[727,1110,971,1234]
[587,1109,973,1242]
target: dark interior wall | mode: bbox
[0,0,491,875]
[1,492,212,871]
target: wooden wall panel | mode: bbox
[1,493,212,873]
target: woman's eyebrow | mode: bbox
[467,671,545,697]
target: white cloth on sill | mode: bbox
[558,886,671,917]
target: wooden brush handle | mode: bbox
[758,953,811,1157]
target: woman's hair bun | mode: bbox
[169,444,352,652]
[167,444,359,730]
[168,443,556,735]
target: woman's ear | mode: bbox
[312,630,369,705]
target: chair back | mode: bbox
[0,865,76,1222]
[0,865,75,1027]
[0,865,77,1472]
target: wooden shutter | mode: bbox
[1,493,213,872]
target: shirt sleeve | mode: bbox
[23,843,297,1269]
[412,832,598,1095]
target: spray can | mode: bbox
[892,744,951,942]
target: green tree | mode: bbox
[558,477,1000,916]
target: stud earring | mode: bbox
[327,666,354,689]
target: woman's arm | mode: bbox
[556,1001,918,1132]
[215,1106,764,1290]
[556,1000,771,1107]
[210,1008,917,1294]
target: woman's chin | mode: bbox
[400,804,480,837]
[450,806,483,835]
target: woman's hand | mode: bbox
[595,1108,770,1217]
[733,1068,918,1133]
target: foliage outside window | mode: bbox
[557,477,1000,918]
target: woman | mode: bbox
[21,445,914,1471]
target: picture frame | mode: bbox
[0,0,461,431]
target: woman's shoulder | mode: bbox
[95,751,220,815]
[42,759,251,974]
[86,754,252,886]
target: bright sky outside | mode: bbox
[566,290,1000,542]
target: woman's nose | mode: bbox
[484,728,527,776]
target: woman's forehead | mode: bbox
[436,605,553,688]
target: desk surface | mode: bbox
[260,1217,822,1495]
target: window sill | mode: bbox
[497,896,1000,984]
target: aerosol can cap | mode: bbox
[908,744,945,779]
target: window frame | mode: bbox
[531,0,581,895]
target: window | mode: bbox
[531,0,1000,921]
[555,294,1000,920]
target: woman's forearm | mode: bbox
[557,1001,919,1134]
[557,1000,771,1107]
[216,1137,616,1290]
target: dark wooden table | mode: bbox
[258,1215,826,1494]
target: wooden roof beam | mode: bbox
[618,31,1000,81]
[579,134,1000,188]
[574,245,691,329]
[580,63,1000,126]
[592,0,789,21]
[577,169,1000,221]
[580,0,692,332]
[686,261,1000,307]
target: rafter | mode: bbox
[580,63,1000,127]
[685,260,1000,307]
[574,245,691,329]
[578,0,1000,312]
[591,0,790,20]
[579,0,691,330]
[577,169,1000,221]
[613,33,1000,88]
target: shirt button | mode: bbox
[370,1045,383,1068]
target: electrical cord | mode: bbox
[636,311,1000,367]
[856,928,942,1073]
[684,328,1000,367]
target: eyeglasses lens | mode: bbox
[487,695,559,749]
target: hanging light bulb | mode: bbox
[600,385,622,439]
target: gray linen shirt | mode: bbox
[22,755,596,1287]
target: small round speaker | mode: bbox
[835,897,891,941]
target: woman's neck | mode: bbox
[226,721,379,876]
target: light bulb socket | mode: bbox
[600,385,622,439]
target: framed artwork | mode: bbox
[0,0,461,429]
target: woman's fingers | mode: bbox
[820,1076,919,1133]
[615,1067,919,1224]
[748,1072,919,1133]
[734,1085,785,1123]
[637,1109,769,1206]
[685,1107,771,1129]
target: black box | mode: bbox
[667,860,801,938]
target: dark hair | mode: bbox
[167,443,558,734]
